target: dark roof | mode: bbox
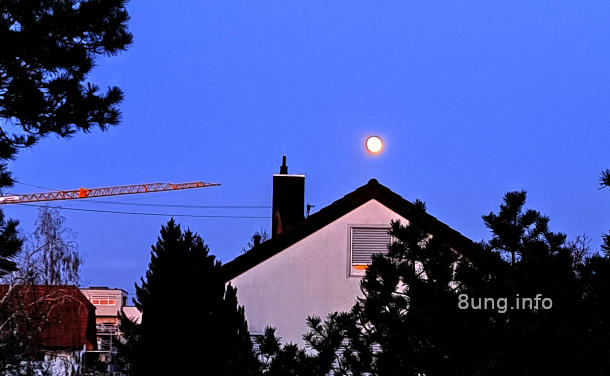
[0,285,97,350]
[223,179,474,281]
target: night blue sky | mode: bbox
[4,1,610,295]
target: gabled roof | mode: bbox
[0,285,97,350]
[223,179,474,281]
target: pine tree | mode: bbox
[574,168,610,372]
[257,326,321,376]
[601,169,610,255]
[0,0,132,276]
[0,210,22,276]
[0,0,132,156]
[336,200,493,376]
[118,219,258,375]
[480,191,588,375]
[265,201,491,376]
[272,193,610,375]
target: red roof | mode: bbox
[0,285,97,350]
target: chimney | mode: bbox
[253,233,262,246]
[272,156,305,237]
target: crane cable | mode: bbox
[10,181,271,213]
[15,203,271,219]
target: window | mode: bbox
[91,296,117,306]
[350,226,391,276]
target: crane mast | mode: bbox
[0,181,220,204]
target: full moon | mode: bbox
[366,136,383,154]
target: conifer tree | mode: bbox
[117,219,258,375]
[480,191,586,375]
[0,0,132,276]
[264,201,492,375]
[573,168,610,372]
[257,326,319,376]
[273,194,610,375]
[333,200,494,375]
[601,169,610,254]
[0,211,21,276]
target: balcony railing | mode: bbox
[96,324,119,335]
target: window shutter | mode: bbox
[351,227,391,265]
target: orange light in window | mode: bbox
[100,299,108,305]
[92,299,99,305]
[354,264,369,270]
[109,299,116,305]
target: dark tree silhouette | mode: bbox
[331,200,497,376]
[601,169,610,254]
[267,193,610,375]
[0,0,132,276]
[601,169,610,188]
[0,211,21,276]
[257,326,323,376]
[572,169,610,372]
[482,190,552,267]
[117,219,258,375]
[0,0,132,157]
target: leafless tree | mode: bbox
[1,207,84,372]
[566,233,593,267]
[27,207,81,286]
[0,275,89,371]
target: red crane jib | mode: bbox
[0,182,220,204]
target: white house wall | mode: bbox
[229,199,407,346]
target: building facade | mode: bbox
[80,287,128,360]
[224,158,472,345]
[80,287,141,374]
[0,285,97,376]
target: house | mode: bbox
[224,157,473,345]
[0,285,97,376]
[79,286,141,373]
[79,286,128,360]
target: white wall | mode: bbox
[122,306,142,324]
[229,199,407,346]
[80,288,126,317]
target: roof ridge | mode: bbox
[223,180,473,281]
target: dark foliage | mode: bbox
[0,0,132,160]
[482,190,552,267]
[0,210,22,276]
[266,193,610,375]
[601,169,610,255]
[258,327,309,376]
[601,169,610,189]
[0,0,131,277]
[117,219,258,375]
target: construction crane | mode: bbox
[0,181,220,204]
